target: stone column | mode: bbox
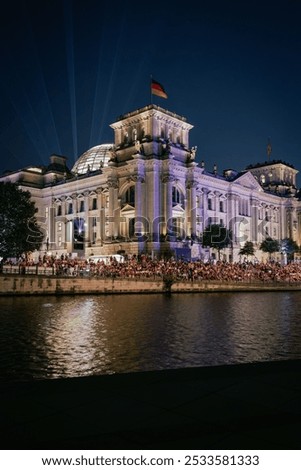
[201,188,209,231]
[107,179,118,239]
[297,210,301,246]
[145,161,161,242]
[227,193,239,244]
[214,191,220,223]
[196,189,203,237]
[72,193,77,215]
[49,198,56,249]
[61,196,66,217]
[134,175,145,235]
[163,175,173,235]
[84,191,90,245]
[96,188,104,243]
[187,181,197,238]
[287,207,294,239]
[250,198,259,243]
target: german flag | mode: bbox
[151,79,168,99]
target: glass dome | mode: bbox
[72,143,114,175]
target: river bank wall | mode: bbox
[1,274,301,295]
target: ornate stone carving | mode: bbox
[134,140,141,153]
[161,174,175,183]
[186,180,198,190]
[108,147,117,162]
[107,179,119,189]
[189,146,197,161]
[127,174,145,183]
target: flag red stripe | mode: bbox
[151,79,168,98]
[152,83,165,92]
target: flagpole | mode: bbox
[150,74,153,105]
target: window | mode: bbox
[239,199,249,216]
[219,201,224,212]
[57,205,62,216]
[92,217,97,227]
[68,203,73,215]
[92,198,97,210]
[73,218,85,250]
[124,186,135,206]
[129,218,135,238]
[79,200,85,212]
[208,198,212,210]
[172,187,182,205]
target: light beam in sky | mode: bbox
[97,9,126,145]
[64,0,78,159]
[89,30,106,149]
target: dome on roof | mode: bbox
[72,143,114,175]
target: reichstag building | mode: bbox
[1,104,300,262]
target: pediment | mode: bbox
[172,204,185,213]
[120,203,135,212]
[232,171,262,190]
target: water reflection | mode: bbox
[0,292,301,382]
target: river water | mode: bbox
[1,292,301,382]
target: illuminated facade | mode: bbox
[1,104,301,261]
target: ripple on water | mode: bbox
[0,292,301,382]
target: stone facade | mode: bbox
[1,104,301,262]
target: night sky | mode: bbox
[1,0,301,182]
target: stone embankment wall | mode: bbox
[1,275,301,295]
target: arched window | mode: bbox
[132,128,137,142]
[123,186,135,206]
[172,187,183,206]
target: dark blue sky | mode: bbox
[1,0,301,181]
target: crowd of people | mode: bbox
[2,253,301,283]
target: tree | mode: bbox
[280,238,300,262]
[202,224,232,260]
[239,241,255,259]
[259,237,280,260]
[0,182,44,260]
